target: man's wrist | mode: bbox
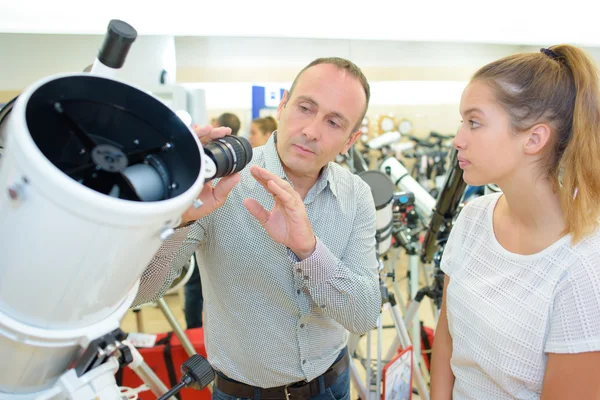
[292,236,317,261]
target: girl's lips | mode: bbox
[457,156,471,168]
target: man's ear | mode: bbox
[276,90,290,121]
[524,123,552,155]
[341,130,362,154]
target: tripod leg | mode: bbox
[348,333,370,399]
[387,303,430,400]
[123,341,172,398]
[420,262,438,319]
[347,333,360,354]
[366,326,372,397]
[403,297,421,327]
[349,357,369,400]
[384,297,428,364]
[384,336,400,363]
[408,255,423,371]
[376,315,383,400]
[133,308,144,332]
[385,251,407,315]
[157,297,197,357]
[391,279,407,315]
[420,259,432,288]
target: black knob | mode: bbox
[181,354,215,390]
[118,345,134,367]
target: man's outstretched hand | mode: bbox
[243,165,316,260]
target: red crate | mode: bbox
[118,328,211,400]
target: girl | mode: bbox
[248,116,277,148]
[430,45,600,399]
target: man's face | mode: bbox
[276,63,366,178]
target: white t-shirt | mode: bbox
[441,192,600,399]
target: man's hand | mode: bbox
[243,165,316,260]
[179,124,241,226]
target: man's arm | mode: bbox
[292,182,381,335]
[131,222,205,307]
[131,124,239,307]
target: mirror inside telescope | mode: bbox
[22,75,201,201]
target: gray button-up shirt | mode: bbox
[135,133,381,388]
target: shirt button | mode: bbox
[320,304,326,309]
[300,324,305,328]
[302,360,306,364]
[297,289,301,294]
[296,268,302,273]
[303,275,309,280]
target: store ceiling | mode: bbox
[2,0,598,47]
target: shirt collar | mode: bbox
[262,132,338,199]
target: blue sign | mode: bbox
[252,86,286,120]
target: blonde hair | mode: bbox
[472,45,600,243]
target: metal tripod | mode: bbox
[349,256,430,400]
[124,256,201,398]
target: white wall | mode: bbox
[4,34,600,137]
[176,36,525,69]
[0,34,530,90]
[5,34,600,90]
[0,34,176,90]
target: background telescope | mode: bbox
[379,156,436,222]
[0,19,251,399]
[420,148,466,264]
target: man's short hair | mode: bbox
[287,57,370,131]
[217,112,241,136]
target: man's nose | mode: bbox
[302,117,321,140]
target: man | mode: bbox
[135,57,381,400]
[213,112,241,136]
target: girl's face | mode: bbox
[249,122,269,148]
[454,81,526,187]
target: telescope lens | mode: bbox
[203,136,253,179]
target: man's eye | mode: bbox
[469,120,480,129]
[299,106,309,113]
[328,120,339,128]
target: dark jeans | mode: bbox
[212,349,350,400]
[184,255,204,329]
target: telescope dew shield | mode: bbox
[358,170,395,256]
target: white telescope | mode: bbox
[379,156,436,221]
[366,131,401,150]
[0,19,250,399]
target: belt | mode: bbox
[214,351,350,400]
